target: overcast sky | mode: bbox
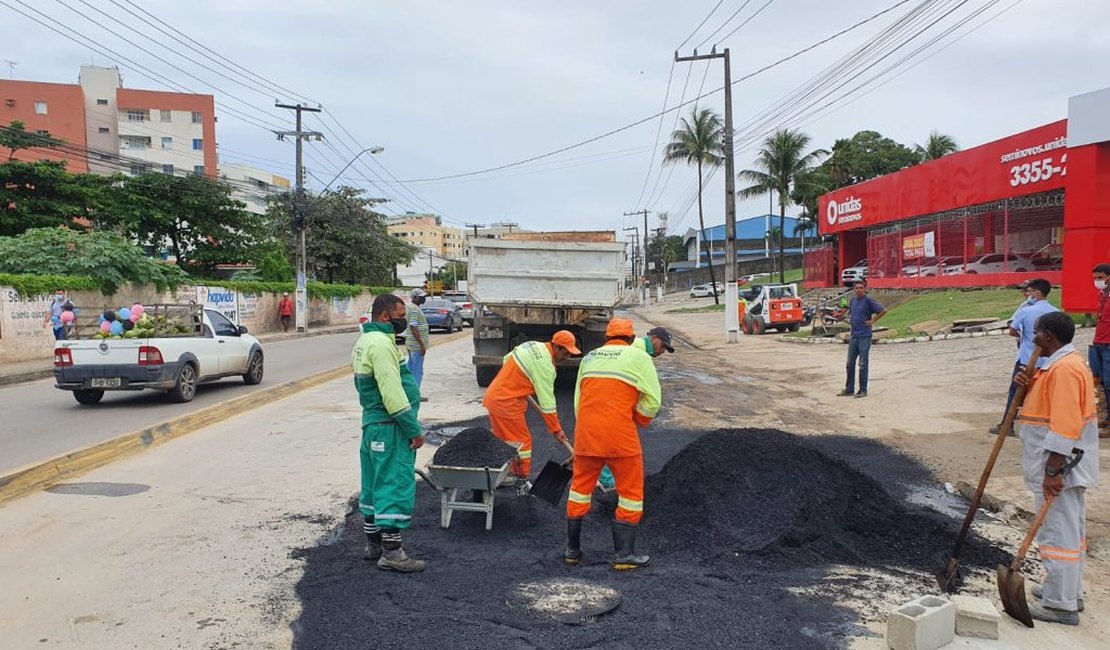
[3,0,1106,239]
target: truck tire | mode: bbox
[475,365,499,388]
[242,351,264,385]
[73,389,104,405]
[752,318,766,335]
[787,323,800,332]
[168,363,198,403]
[742,317,753,335]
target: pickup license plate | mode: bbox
[89,377,122,388]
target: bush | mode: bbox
[195,279,391,299]
[0,272,99,298]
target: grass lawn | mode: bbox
[667,303,725,314]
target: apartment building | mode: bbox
[0,65,217,177]
[219,163,291,215]
[387,213,465,259]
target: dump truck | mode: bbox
[469,232,626,387]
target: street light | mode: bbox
[294,145,385,333]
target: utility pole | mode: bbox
[464,223,486,239]
[275,102,323,333]
[676,47,738,343]
[624,210,650,304]
[623,226,640,303]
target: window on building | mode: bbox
[191,111,202,124]
[120,136,150,150]
[98,127,110,134]
[96,98,108,106]
[34,101,47,115]
[161,137,173,150]
[162,164,175,175]
[160,109,172,122]
[129,163,151,175]
[193,165,205,176]
[125,109,148,122]
[192,138,203,151]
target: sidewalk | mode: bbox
[0,324,359,387]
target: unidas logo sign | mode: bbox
[826,196,863,226]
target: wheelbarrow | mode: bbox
[419,441,522,531]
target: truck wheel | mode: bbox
[476,365,499,388]
[788,323,801,332]
[168,363,198,403]
[742,317,753,335]
[752,318,766,335]
[242,351,264,385]
[775,326,786,333]
[73,389,104,405]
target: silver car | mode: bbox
[441,291,475,326]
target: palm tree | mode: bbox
[738,128,827,283]
[916,130,959,161]
[663,108,724,304]
[792,214,816,256]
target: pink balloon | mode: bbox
[130,313,140,323]
[131,304,145,318]
[100,321,111,333]
[60,311,75,324]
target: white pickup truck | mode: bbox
[53,307,264,405]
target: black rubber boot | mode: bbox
[564,518,583,566]
[364,532,383,561]
[611,521,651,571]
[377,528,426,573]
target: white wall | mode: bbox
[79,66,121,176]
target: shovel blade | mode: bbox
[934,553,962,593]
[996,564,1034,628]
[529,461,573,506]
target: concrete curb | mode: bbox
[0,325,357,388]
[0,365,352,507]
[777,327,1015,346]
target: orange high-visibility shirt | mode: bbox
[1018,351,1096,441]
[573,341,661,458]
[482,343,561,433]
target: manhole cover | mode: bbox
[509,579,622,624]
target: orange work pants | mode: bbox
[566,455,644,525]
[486,398,532,478]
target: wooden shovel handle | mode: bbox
[526,395,575,457]
[951,346,1042,559]
[1012,493,1055,571]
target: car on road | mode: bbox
[739,273,768,283]
[441,291,475,326]
[841,259,868,286]
[53,307,264,405]
[422,298,465,332]
[690,283,722,298]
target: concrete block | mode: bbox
[952,595,1000,640]
[886,595,956,650]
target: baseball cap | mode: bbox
[282,292,289,296]
[411,288,427,298]
[551,330,582,355]
[647,326,675,353]
[606,318,635,339]
[1017,280,1030,289]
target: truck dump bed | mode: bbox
[469,238,626,309]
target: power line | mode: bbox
[677,0,727,50]
[633,60,676,210]
[713,0,778,46]
[694,0,755,50]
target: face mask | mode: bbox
[1025,296,1036,305]
[1096,280,1107,291]
[390,317,408,335]
[54,295,64,302]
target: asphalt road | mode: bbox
[0,329,459,474]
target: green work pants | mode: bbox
[359,422,417,530]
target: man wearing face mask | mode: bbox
[42,288,75,341]
[351,294,426,573]
[634,326,676,359]
[994,278,1058,435]
[405,289,431,394]
[1088,264,1110,437]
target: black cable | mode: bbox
[694,0,755,50]
[713,0,778,46]
[678,0,727,49]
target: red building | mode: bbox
[810,86,1110,312]
[0,80,89,172]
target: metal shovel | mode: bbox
[529,437,575,506]
[997,448,1084,627]
[935,347,1042,592]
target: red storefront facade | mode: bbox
[812,87,1110,312]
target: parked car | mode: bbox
[841,259,868,286]
[421,298,464,332]
[941,256,968,275]
[964,252,1032,274]
[739,273,769,283]
[690,284,720,298]
[901,257,938,278]
[441,291,475,326]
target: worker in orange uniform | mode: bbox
[482,331,581,491]
[564,318,661,570]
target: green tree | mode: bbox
[0,227,189,294]
[822,130,919,188]
[0,160,114,236]
[0,120,64,161]
[432,260,468,290]
[738,128,827,283]
[663,108,724,304]
[98,173,267,276]
[266,186,414,286]
[646,233,686,279]
[915,130,959,161]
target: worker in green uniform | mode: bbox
[351,294,426,573]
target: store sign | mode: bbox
[818,120,1068,235]
[902,231,936,259]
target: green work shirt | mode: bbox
[351,321,422,438]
